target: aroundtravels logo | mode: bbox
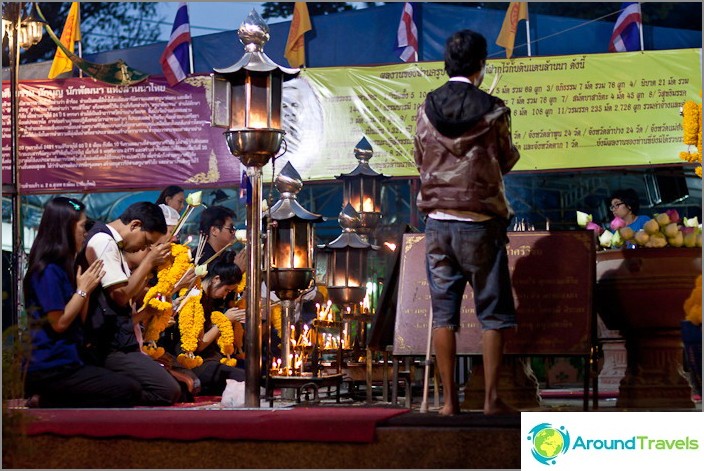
[527,422,571,465]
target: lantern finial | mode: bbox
[339,203,361,232]
[238,9,270,53]
[354,137,373,164]
[275,161,303,196]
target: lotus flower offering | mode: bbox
[578,210,702,249]
[576,211,604,235]
[169,190,203,239]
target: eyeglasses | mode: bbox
[220,225,236,234]
[609,202,625,211]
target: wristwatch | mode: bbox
[75,289,88,298]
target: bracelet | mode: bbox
[75,289,88,298]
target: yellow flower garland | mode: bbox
[270,303,282,335]
[211,311,238,367]
[143,244,192,310]
[680,99,702,178]
[235,273,247,296]
[684,275,702,326]
[141,300,171,359]
[141,244,193,359]
[177,281,205,369]
[233,321,245,360]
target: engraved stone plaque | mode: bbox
[393,231,595,355]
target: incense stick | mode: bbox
[201,240,235,267]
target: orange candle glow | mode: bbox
[362,197,374,212]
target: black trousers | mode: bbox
[25,364,142,408]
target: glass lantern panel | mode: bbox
[249,74,270,128]
[231,81,246,129]
[292,223,310,268]
[344,180,362,213]
[361,179,377,213]
[272,221,292,268]
[331,250,346,287]
[346,248,366,287]
[270,75,282,129]
[211,76,231,128]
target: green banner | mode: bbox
[270,49,701,181]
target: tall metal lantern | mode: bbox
[335,137,390,242]
[210,10,299,407]
[267,162,324,373]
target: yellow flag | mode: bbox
[48,2,81,79]
[495,2,528,59]
[284,2,312,68]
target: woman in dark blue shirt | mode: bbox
[23,197,142,407]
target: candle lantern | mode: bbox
[267,162,324,375]
[319,204,378,309]
[319,204,378,357]
[335,137,390,241]
[210,10,299,407]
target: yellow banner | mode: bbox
[270,49,701,182]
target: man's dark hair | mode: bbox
[444,29,488,78]
[199,205,236,234]
[118,201,167,234]
[610,188,641,215]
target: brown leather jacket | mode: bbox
[414,81,520,220]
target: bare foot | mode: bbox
[484,398,519,416]
[438,404,460,416]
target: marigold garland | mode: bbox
[684,275,702,326]
[140,300,171,359]
[211,311,238,367]
[141,244,193,358]
[679,98,702,178]
[177,281,205,369]
[233,321,245,360]
[143,244,193,311]
[235,273,247,296]
[270,303,282,335]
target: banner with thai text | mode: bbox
[290,48,700,180]
[2,49,700,193]
[1,75,239,194]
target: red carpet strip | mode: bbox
[24,407,410,443]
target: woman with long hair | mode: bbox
[155,185,185,213]
[166,251,246,395]
[23,197,142,407]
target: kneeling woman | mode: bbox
[190,251,246,395]
[23,197,142,407]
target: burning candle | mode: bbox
[362,197,374,213]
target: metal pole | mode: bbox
[8,2,25,330]
[244,166,263,407]
[280,299,293,372]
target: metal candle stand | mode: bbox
[210,10,299,407]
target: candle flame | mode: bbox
[362,197,374,213]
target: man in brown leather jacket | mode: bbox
[414,29,520,416]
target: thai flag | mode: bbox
[609,2,642,52]
[397,2,418,62]
[160,2,192,86]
